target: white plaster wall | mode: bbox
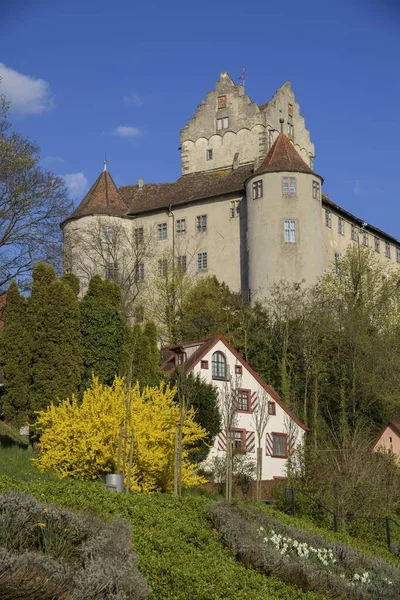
[189,339,306,480]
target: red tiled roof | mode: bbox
[62,170,130,224]
[254,133,321,179]
[161,334,309,431]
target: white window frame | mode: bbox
[206,149,213,161]
[196,215,207,233]
[282,177,296,196]
[375,237,380,253]
[158,258,168,276]
[351,225,358,242]
[325,210,332,228]
[312,181,320,200]
[338,217,345,235]
[216,117,229,130]
[284,219,296,243]
[252,180,263,199]
[135,263,145,281]
[177,255,187,272]
[230,200,241,218]
[158,222,167,240]
[363,232,369,247]
[101,225,114,244]
[134,227,144,245]
[197,251,208,271]
[176,218,186,235]
[106,262,119,282]
[287,122,294,137]
[385,242,391,259]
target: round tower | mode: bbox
[246,132,324,299]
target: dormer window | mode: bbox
[177,352,187,365]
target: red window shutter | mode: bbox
[245,431,255,453]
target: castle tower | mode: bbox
[246,132,324,300]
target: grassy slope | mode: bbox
[0,447,324,600]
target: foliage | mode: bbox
[209,502,400,599]
[34,376,207,493]
[0,491,148,600]
[170,371,221,463]
[0,281,31,425]
[0,423,29,450]
[29,263,82,416]
[0,474,326,600]
[0,89,71,287]
[128,321,161,388]
[80,276,130,388]
[200,454,256,497]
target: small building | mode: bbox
[373,421,400,462]
[161,334,308,482]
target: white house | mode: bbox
[161,334,308,481]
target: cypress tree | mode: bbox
[128,321,161,388]
[29,263,82,415]
[0,281,31,425]
[80,276,130,388]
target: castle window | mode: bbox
[283,177,296,195]
[197,251,208,271]
[196,215,207,232]
[385,242,391,259]
[284,220,296,243]
[158,222,167,240]
[101,225,114,244]
[212,351,227,380]
[230,200,241,218]
[325,210,332,228]
[288,103,293,118]
[272,433,287,458]
[312,180,320,200]
[106,262,119,282]
[177,255,187,272]
[217,117,229,130]
[252,180,263,199]
[338,217,345,235]
[334,252,341,274]
[134,227,144,245]
[158,258,168,276]
[397,248,400,263]
[218,95,227,109]
[237,389,250,412]
[135,263,144,281]
[351,225,358,241]
[206,149,213,161]
[363,232,369,246]
[176,219,186,235]
[288,122,294,137]
[375,237,380,253]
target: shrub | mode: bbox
[0,491,148,600]
[208,503,400,600]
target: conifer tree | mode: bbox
[128,321,161,388]
[0,281,31,425]
[80,275,130,388]
[29,263,82,415]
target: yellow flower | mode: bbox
[37,522,46,528]
[43,508,48,513]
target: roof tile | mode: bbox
[254,133,320,178]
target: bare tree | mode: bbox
[0,91,72,289]
[64,217,155,318]
[251,385,270,501]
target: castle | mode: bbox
[62,72,400,310]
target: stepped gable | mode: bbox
[121,164,253,216]
[254,133,321,178]
[63,169,129,224]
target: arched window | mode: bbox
[212,351,227,380]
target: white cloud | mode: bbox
[112,125,142,138]
[353,180,360,196]
[63,172,88,198]
[123,91,143,107]
[43,155,65,164]
[0,62,54,115]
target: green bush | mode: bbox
[208,503,400,600]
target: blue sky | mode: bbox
[1,0,400,237]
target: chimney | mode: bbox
[138,178,144,189]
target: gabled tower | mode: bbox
[246,133,324,299]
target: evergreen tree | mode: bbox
[29,263,82,415]
[0,281,31,425]
[80,276,130,388]
[128,321,161,388]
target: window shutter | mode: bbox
[218,432,227,451]
[265,432,273,456]
[245,431,255,453]
[249,391,258,411]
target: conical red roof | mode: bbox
[254,133,321,178]
[63,170,129,224]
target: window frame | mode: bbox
[287,122,294,137]
[212,351,227,380]
[176,218,186,235]
[385,242,391,259]
[135,263,145,281]
[312,180,320,200]
[206,149,213,161]
[177,255,187,272]
[197,251,208,271]
[134,227,144,245]
[235,364,243,375]
[216,116,229,130]
[106,262,119,282]
[282,176,296,196]
[397,248,400,263]
[237,389,251,413]
[363,232,369,247]
[218,95,227,109]
[230,200,241,218]
[252,179,263,200]
[325,210,332,228]
[200,360,209,369]
[284,219,296,243]
[351,225,358,241]
[338,217,345,235]
[268,401,276,416]
[271,432,288,458]
[101,225,114,244]
[232,428,246,454]
[158,258,168,276]
[196,215,207,233]
[158,222,168,240]
[375,237,380,253]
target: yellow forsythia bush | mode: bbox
[34,376,207,493]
